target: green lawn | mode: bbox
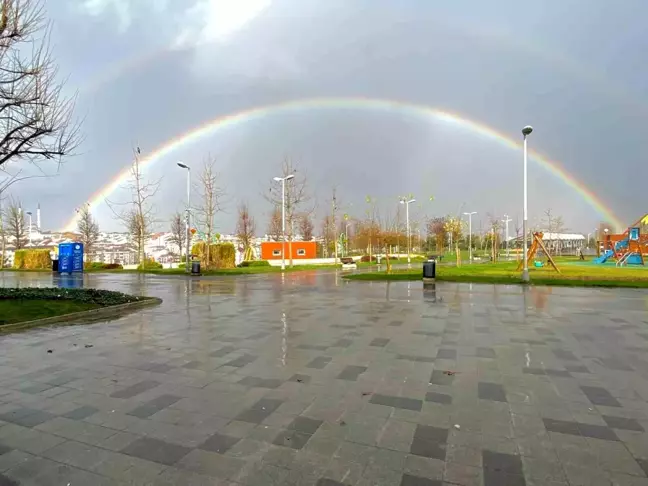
[344,260,648,288]
[0,300,100,325]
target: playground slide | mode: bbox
[594,249,614,264]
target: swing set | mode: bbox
[516,232,561,274]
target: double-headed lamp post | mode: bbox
[274,174,295,270]
[521,125,533,282]
[177,162,191,272]
[399,197,416,264]
[463,211,477,262]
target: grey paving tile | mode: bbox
[398,355,435,363]
[121,437,191,465]
[209,345,236,357]
[316,479,348,486]
[224,354,258,367]
[332,338,353,348]
[306,356,332,369]
[476,347,496,359]
[238,376,283,388]
[337,365,367,381]
[577,422,619,441]
[478,382,507,402]
[370,338,390,347]
[273,429,312,449]
[436,349,456,359]
[543,418,581,436]
[603,415,645,431]
[597,358,633,371]
[424,392,452,405]
[370,394,423,412]
[0,474,18,486]
[412,331,441,337]
[0,408,54,427]
[553,349,578,361]
[482,449,524,475]
[430,370,454,386]
[523,368,571,377]
[565,364,590,373]
[580,386,622,407]
[289,416,323,434]
[62,405,99,420]
[198,432,240,453]
[400,473,442,485]
[235,398,283,423]
[298,344,330,351]
[110,380,160,399]
[289,374,311,384]
[176,448,245,479]
[128,394,181,418]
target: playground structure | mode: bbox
[516,232,561,273]
[595,214,648,266]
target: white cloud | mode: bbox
[76,0,169,32]
[173,0,271,48]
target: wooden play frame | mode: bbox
[516,232,561,274]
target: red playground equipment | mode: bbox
[595,214,648,266]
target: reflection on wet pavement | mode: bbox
[0,271,648,485]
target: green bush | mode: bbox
[13,249,52,269]
[85,262,123,270]
[0,288,144,306]
[137,259,163,270]
[191,242,236,268]
[238,260,270,267]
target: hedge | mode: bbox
[238,260,270,267]
[85,262,123,270]
[137,259,163,270]
[0,288,144,306]
[191,242,235,268]
[14,249,52,270]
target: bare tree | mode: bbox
[266,158,311,266]
[109,147,159,264]
[194,155,224,268]
[4,198,25,250]
[236,202,256,253]
[0,0,81,171]
[76,204,99,260]
[299,213,314,241]
[169,212,185,259]
[320,214,335,257]
[542,208,566,254]
[267,207,281,241]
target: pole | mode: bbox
[332,191,338,265]
[406,201,410,264]
[522,135,529,282]
[28,214,32,245]
[468,215,472,262]
[502,215,512,259]
[281,179,286,271]
[345,224,349,257]
[185,169,191,273]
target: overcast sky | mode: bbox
[8,0,648,234]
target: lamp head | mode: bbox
[285,174,295,181]
[522,125,533,136]
[273,177,282,182]
[177,162,189,169]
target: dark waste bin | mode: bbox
[423,260,436,280]
[52,259,59,272]
[191,261,201,275]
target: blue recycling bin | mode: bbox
[58,243,84,273]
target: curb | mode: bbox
[0,297,163,333]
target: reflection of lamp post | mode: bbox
[26,211,32,245]
[400,197,416,264]
[521,125,533,282]
[177,162,191,272]
[274,174,295,270]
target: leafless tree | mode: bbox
[266,158,311,266]
[0,0,81,171]
[4,198,25,250]
[169,212,185,259]
[194,155,224,267]
[267,207,282,241]
[299,213,314,241]
[542,208,566,254]
[76,203,99,260]
[109,147,160,264]
[320,214,335,257]
[236,202,256,251]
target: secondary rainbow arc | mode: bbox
[64,97,623,231]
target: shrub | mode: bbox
[238,260,270,267]
[360,255,377,263]
[137,259,162,271]
[85,262,123,270]
[191,242,236,269]
[0,287,144,306]
[13,249,52,269]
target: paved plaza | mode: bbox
[1,271,648,485]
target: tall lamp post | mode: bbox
[586,228,597,249]
[26,211,32,245]
[463,211,477,262]
[399,197,416,264]
[274,174,295,270]
[502,214,512,259]
[521,125,533,282]
[177,162,191,272]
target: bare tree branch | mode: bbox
[76,203,99,259]
[194,154,225,267]
[235,201,256,255]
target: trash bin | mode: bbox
[191,261,201,275]
[423,260,436,280]
[52,259,59,272]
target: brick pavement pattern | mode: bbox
[0,272,648,485]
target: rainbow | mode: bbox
[63,97,623,231]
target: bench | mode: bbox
[340,257,355,264]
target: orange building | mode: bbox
[260,241,318,260]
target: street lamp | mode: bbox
[463,211,477,262]
[177,162,191,272]
[399,197,416,264]
[521,125,533,282]
[26,211,32,245]
[502,214,512,259]
[274,174,295,270]
[586,228,597,249]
